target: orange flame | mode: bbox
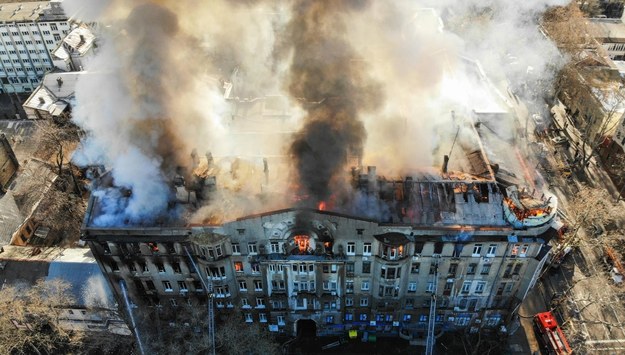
[318,201,326,211]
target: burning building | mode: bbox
[69,0,567,347]
[81,144,560,341]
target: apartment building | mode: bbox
[82,162,559,340]
[0,1,69,93]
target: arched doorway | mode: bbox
[296,319,317,337]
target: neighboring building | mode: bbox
[0,245,130,336]
[0,133,19,190]
[82,158,559,340]
[51,23,96,72]
[1,158,57,246]
[0,1,70,93]
[591,17,625,60]
[22,70,83,120]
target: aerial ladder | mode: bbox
[425,255,440,355]
[185,246,216,355]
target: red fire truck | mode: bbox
[534,311,573,354]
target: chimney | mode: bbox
[38,97,45,104]
[56,77,63,88]
[442,155,449,174]
[79,34,85,45]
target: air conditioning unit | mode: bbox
[453,307,461,311]
[363,256,369,261]
[331,291,337,296]
[482,258,492,263]
[412,254,420,261]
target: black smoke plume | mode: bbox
[286,1,382,205]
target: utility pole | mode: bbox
[185,246,216,355]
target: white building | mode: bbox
[0,1,69,93]
[51,23,96,72]
[22,71,83,120]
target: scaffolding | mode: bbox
[425,255,440,355]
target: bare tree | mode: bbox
[133,306,281,355]
[0,279,80,355]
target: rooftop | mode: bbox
[0,1,64,22]
[590,17,625,42]
[52,23,96,60]
[23,71,85,116]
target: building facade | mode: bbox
[82,167,558,340]
[0,1,69,93]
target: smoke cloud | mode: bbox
[67,0,568,224]
[285,1,383,204]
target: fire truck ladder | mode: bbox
[185,247,216,355]
[425,255,440,355]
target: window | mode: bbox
[234,262,243,272]
[323,265,329,273]
[346,263,355,275]
[251,263,260,273]
[208,266,226,278]
[245,313,253,322]
[43,30,51,35]
[254,280,263,291]
[346,280,354,293]
[331,264,338,273]
[170,299,178,307]
[156,263,165,273]
[359,313,368,321]
[487,244,497,257]
[419,315,428,323]
[259,313,267,323]
[403,314,412,321]
[270,242,280,253]
[232,243,240,254]
[361,280,370,291]
[140,262,149,273]
[178,281,188,292]
[381,266,401,280]
[345,313,354,321]
[347,242,355,255]
[520,244,529,257]
[467,263,476,275]
[475,281,486,294]
[448,263,458,277]
[271,280,285,290]
[461,281,471,294]
[411,263,420,274]
[505,282,514,293]
[481,264,491,275]
[215,244,223,257]
[345,297,354,307]
[513,264,522,275]
[110,262,119,272]
[248,243,257,254]
[256,298,265,308]
[408,282,417,293]
[326,315,334,324]
[426,282,434,293]
[172,262,182,274]
[239,280,248,291]
[277,315,285,325]
[242,298,250,308]
[128,263,136,272]
[429,264,436,275]
[472,244,482,257]
[193,280,203,292]
[362,261,371,274]
[162,281,173,292]
[363,242,372,255]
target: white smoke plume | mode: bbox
[66,0,568,224]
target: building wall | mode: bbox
[0,133,18,189]
[84,210,550,338]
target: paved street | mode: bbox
[510,100,625,353]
